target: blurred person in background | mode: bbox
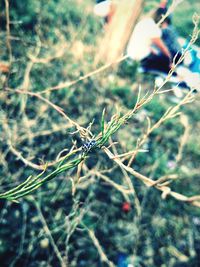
[127,7,172,73]
[159,0,170,8]
[161,15,182,64]
[159,6,200,89]
[127,5,200,90]
[159,0,182,63]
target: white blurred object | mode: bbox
[185,72,200,90]
[173,87,184,98]
[176,66,200,90]
[178,37,200,68]
[193,217,200,226]
[93,0,111,17]
[127,18,161,60]
[155,76,164,87]
[183,51,193,66]
[108,73,115,83]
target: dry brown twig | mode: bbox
[103,147,200,208]
[109,139,141,216]
[99,90,200,207]
[94,171,133,198]
[38,54,128,94]
[28,30,68,64]
[167,245,189,262]
[64,200,89,266]
[87,228,115,267]
[126,91,194,166]
[8,143,44,171]
[6,88,91,140]
[34,200,67,267]
[1,112,80,170]
[157,13,200,93]
[18,41,41,115]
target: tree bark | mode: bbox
[95,0,144,64]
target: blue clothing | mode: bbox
[162,25,182,58]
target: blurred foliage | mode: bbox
[0,0,200,267]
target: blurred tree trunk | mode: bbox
[95,0,144,64]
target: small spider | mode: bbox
[82,140,96,154]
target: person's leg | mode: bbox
[141,53,170,73]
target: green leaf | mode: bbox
[101,108,106,137]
